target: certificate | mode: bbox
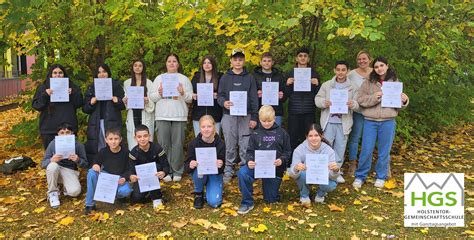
[254,150,276,179]
[381,82,403,108]
[162,73,180,97]
[261,82,279,106]
[54,135,75,158]
[196,147,218,175]
[135,162,160,192]
[229,91,247,116]
[293,68,311,92]
[197,83,214,106]
[94,78,113,101]
[50,78,69,102]
[126,86,145,109]
[93,172,119,204]
[329,89,349,114]
[305,154,329,185]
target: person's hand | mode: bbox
[324,100,331,108]
[257,90,262,98]
[144,96,149,104]
[249,120,257,129]
[122,96,128,105]
[68,154,79,162]
[274,158,282,167]
[217,159,223,168]
[156,171,166,179]
[189,160,198,169]
[46,89,53,96]
[311,78,319,85]
[158,83,163,97]
[248,161,256,169]
[286,78,294,86]
[118,178,126,185]
[178,83,184,96]
[294,163,306,171]
[329,162,339,171]
[130,175,138,183]
[375,91,383,100]
[92,164,101,172]
[68,88,72,95]
[112,96,118,103]
[347,100,354,109]
[224,101,233,110]
[213,92,218,99]
[192,94,197,100]
[51,154,63,163]
[278,91,284,99]
[401,93,409,104]
[90,97,97,105]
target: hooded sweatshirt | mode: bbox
[289,140,339,180]
[184,133,226,175]
[252,67,286,116]
[41,137,88,170]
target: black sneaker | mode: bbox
[84,205,96,215]
[193,192,204,209]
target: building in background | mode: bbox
[0,48,34,99]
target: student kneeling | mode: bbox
[237,106,291,214]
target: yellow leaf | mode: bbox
[372,198,382,203]
[210,222,227,230]
[116,210,125,216]
[287,205,294,211]
[372,215,384,222]
[465,230,474,235]
[282,174,290,181]
[2,196,19,204]
[33,207,45,214]
[0,178,10,186]
[172,220,188,228]
[263,207,271,213]
[191,218,212,229]
[353,199,362,205]
[175,9,195,30]
[272,211,284,217]
[384,179,397,189]
[170,183,182,189]
[250,224,268,233]
[241,222,249,228]
[128,232,146,238]
[223,208,237,216]
[58,216,74,226]
[420,228,429,234]
[351,233,360,240]
[100,212,109,221]
[391,191,404,198]
[328,204,345,212]
[287,216,299,222]
[159,231,172,237]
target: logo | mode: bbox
[404,173,464,227]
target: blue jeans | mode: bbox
[193,120,221,137]
[355,119,396,181]
[348,112,364,161]
[237,165,282,206]
[192,170,223,208]
[85,169,132,207]
[295,171,337,198]
[275,116,282,127]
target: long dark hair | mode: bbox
[45,64,68,88]
[131,60,147,96]
[369,56,397,83]
[94,63,112,78]
[199,56,219,91]
[306,123,332,148]
[165,53,183,73]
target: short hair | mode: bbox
[335,60,350,69]
[259,105,275,121]
[105,128,122,138]
[134,124,149,135]
[261,52,272,59]
[296,46,310,55]
[57,122,74,133]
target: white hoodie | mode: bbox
[289,140,339,180]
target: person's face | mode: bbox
[97,67,109,78]
[51,67,64,78]
[105,133,121,150]
[307,129,322,149]
[202,59,213,73]
[373,61,388,77]
[260,118,275,129]
[230,56,244,70]
[260,57,273,71]
[200,120,214,139]
[134,130,150,148]
[57,129,73,136]
[133,61,143,75]
[357,53,370,69]
[334,64,348,81]
[296,52,309,66]
[166,56,179,73]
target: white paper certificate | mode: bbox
[197,83,214,106]
[94,78,113,101]
[135,162,160,192]
[381,82,403,108]
[254,150,276,179]
[293,68,311,92]
[54,135,75,158]
[94,172,119,204]
[261,82,279,106]
[196,147,218,175]
[329,89,349,114]
[50,78,69,102]
[305,154,329,185]
[126,86,145,109]
[229,91,247,116]
[162,73,180,97]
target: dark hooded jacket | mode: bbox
[191,72,223,122]
[185,133,226,175]
[252,66,286,116]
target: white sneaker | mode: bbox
[153,199,163,208]
[336,175,346,183]
[352,178,363,189]
[162,175,172,182]
[374,179,385,188]
[314,195,325,203]
[300,197,311,208]
[48,191,60,208]
[172,175,182,182]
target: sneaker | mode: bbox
[84,205,96,215]
[193,192,204,209]
[314,194,325,203]
[352,178,363,189]
[237,204,254,214]
[162,175,172,182]
[153,199,163,208]
[336,175,346,183]
[48,191,60,208]
[300,197,311,208]
[223,173,232,184]
[172,175,182,182]
[374,179,385,188]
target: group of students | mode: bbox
[34,47,409,215]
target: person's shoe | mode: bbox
[172,175,182,182]
[314,194,325,203]
[374,179,385,189]
[153,199,163,209]
[300,197,311,208]
[48,191,60,208]
[352,178,363,189]
[162,175,172,182]
[223,173,232,184]
[84,205,96,215]
[193,192,204,209]
[237,204,254,214]
[336,175,346,183]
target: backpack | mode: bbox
[0,156,36,174]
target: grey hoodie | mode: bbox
[41,138,88,170]
[289,140,339,180]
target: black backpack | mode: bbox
[0,156,36,174]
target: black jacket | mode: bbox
[252,67,286,116]
[217,68,259,121]
[83,79,125,164]
[32,81,83,135]
[129,142,170,177]
[246,123,292,177]
[285,68,321,114]
[185,133,226,175]
[191,72,223,122]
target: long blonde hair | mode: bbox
[199,115,216,140]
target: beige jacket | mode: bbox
[357,78,409,121]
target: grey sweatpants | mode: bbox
[155,120,186,176]
[324,123,348,168]
[221,114,251,176]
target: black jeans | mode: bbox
[287,113,316,165]
[131,183,163,203]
